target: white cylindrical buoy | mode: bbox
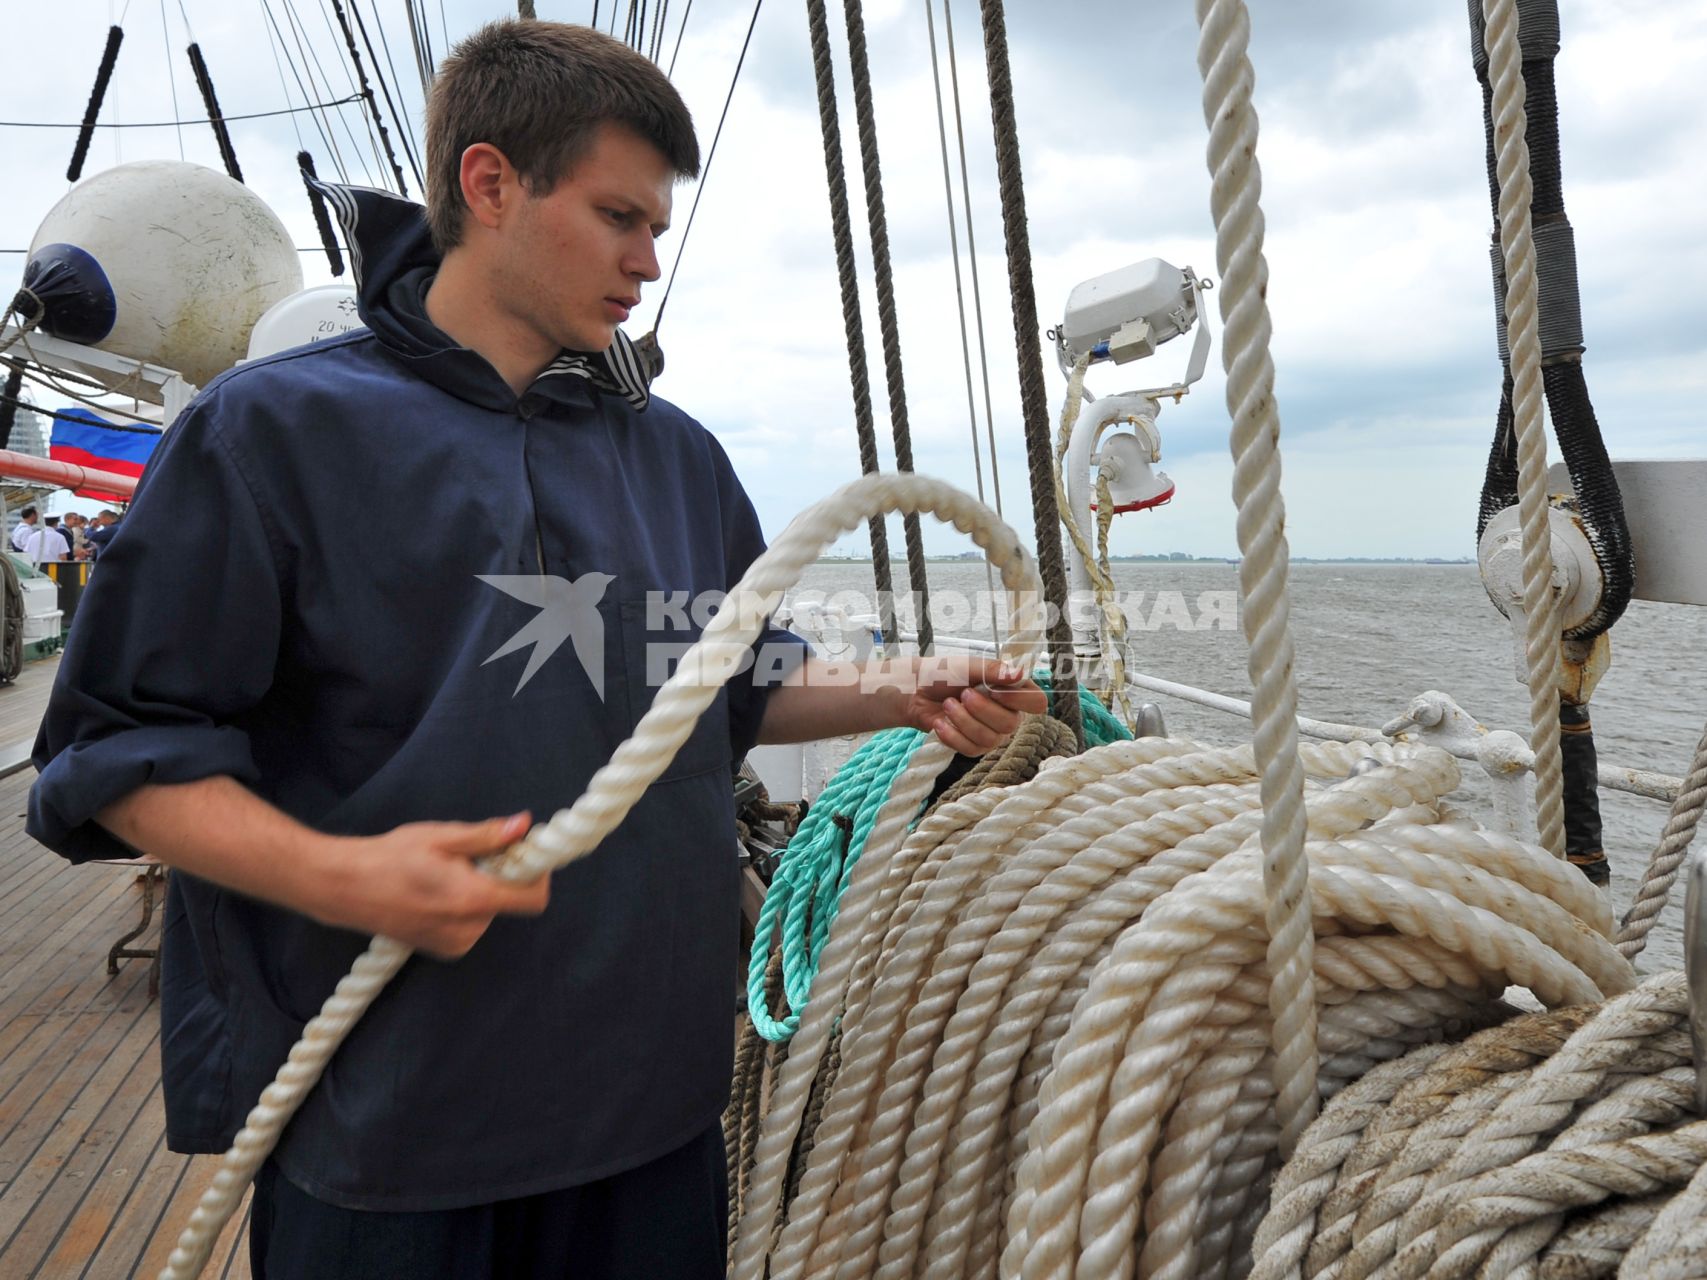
[245,284,364,361]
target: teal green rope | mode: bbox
[1033,671,1133,748]
[747,727,924,1040]
[744,671,1130,1043]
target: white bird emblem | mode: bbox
[478,572,616,696]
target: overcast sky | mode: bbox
[3,1,1702,558]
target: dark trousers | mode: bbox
[250,1124,727,1279]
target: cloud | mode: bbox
[3,1,1701,565]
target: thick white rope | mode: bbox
[1616,713,1707,958]
[1193,0,1317,1157]
[723,729,1634,1280]
[158,472,1046,1280]
[1483,0,1568,860]
[1252,972,1707,1280]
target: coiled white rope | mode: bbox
[1252,972,1707,1280]
[1483,0,1568,861]
[156,472,1047,1280]
[728,732,1634,1280]
[1193,0,1317,1156]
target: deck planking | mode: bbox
[0,667,253,1279]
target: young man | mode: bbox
[28,20,1040,1279]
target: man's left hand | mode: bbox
[901,657,1048,756]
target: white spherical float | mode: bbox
[22,160,303,388]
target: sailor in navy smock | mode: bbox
[28,180,807,1213]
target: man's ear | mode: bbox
[459,143,517,233]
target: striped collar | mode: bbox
[304,172,653,412]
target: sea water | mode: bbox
[792,561,1707,973]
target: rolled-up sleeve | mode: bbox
[28,394,283,862]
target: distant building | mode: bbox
[4,401,49,458]
[4,399,56,544]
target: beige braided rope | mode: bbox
[1618,1147,1707,1277]
[1008,844,1628,1280]
[725,727,1632,1280]
[766,741,1208,1280]
[1194,0,1317,1156]
[1616,714,1707,959]
[825,778,1269,1280]
[1483,0,1568,860]
[1252,973,1707,1280]
[159,473,1047,1280]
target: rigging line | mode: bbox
[975,0,1080,743]
[331,0,409,194]
[801,0,899,650]
[2,95,365,130]
[437,0,449,63]
[280,0,371,184]
[290,0,375,182]
[923,0,999,645]
[402,0,432,94]
[649,0,668,62]
[666,0,693,76]
[259,0,311,153]
[263,0,348,178]
[941,0,1002,522]
[841,0,935,655]
[418,0,436,70]
[159,0,186,161]
[0,387,164,434]
[651,0,763,334]
[174,0,193,38]
[364,1,423,173]
[10,352,173,426]
[348,0,423,188]
[311,0,389,187]
[591,2,600,30]
[624,0,638,48]
[3,351,135,394]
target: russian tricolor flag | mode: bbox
[48,408,161,502]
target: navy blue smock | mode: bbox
[28,183,807,1210]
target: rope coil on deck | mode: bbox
[155,472,1048,1280]
[1253,971,1707,1280]
[726,731,1634,1280]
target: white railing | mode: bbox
[788,610,1685,845]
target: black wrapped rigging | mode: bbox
[187,42,243,184]
[1467,0,1633,886]
[1468,0,1633,640]
[66,26,124,183]
[298,152,346,278]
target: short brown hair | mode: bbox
[425,20,700,255]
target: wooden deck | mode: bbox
[0,659,253,1279]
